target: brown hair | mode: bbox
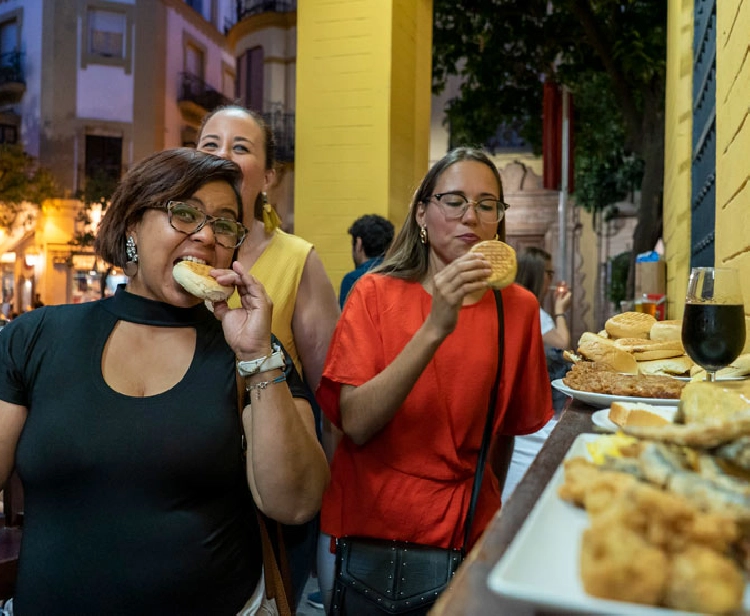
[95,148,243,268]
[198,104,276,221]
[375,146,506,282]
[515,246,552,302]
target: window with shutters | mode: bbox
[690,0,716,267]
[81,3,133,73]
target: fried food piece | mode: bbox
[590,481,739,553]
[562,362,685,398]
[558,458,637,514]
[664,546,745,614]
[580,525,668,606]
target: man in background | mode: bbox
[339,214,394,309]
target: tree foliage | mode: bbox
[433,0,667,297]
[0,144,58,228]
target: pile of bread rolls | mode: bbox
[574,312,692,376]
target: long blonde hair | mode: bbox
[375,147,506,282]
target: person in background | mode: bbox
[516,246,572,351]
[501,246,572,502]
[197,105,340,608]
[314,146,553,614]
[339,214,395,308]
[0,148,329,615]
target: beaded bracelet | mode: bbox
[246,373,287,400]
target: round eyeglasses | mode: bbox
[163,201,247,249]
[430,193,509,224]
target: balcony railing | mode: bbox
[263,109,294,162]
[236,0,296,20]
[0,52,24,86]
[178,72,231,112]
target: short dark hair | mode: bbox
[348,214,395,259]
[95,148,243,268]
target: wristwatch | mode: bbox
[237,343,285,377]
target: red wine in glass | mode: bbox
[682,303,745,371]
[681,267,746,381]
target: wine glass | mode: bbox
[681,267,746,382]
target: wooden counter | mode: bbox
[430,400,595,615]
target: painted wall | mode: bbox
[715,0,750,350]
[664,0,749,349]
[663,1,693,320]
[295,0,433,292]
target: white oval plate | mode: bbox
[551,379,681,409]
[591,409,619,432]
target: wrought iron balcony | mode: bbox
[0,52,25,105]
[236,0,296,20]
[263,108,294,162]
[178,72,231,114]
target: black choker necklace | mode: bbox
[102,284,212,327]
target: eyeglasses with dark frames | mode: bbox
[430,193,509,224]
[162,201,247,249]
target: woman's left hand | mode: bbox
[212,261,273,359]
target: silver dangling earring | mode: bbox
[124,235,138,277]
[419,225,428,245]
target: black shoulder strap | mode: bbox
[462,289,504,550]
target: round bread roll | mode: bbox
[577,332,638,374]
[604,311,657,339]
[172,260,234,302]
[613,338,684,361]
[649,319,682,342]
[469,240,517,289]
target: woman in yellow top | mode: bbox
[198,105,340,609]
[198,105,339,390]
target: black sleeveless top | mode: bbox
[0,287,311,615]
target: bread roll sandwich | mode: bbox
[649,319,682,342]
[608,402,677,428]
[604,311,656,340]
[679,379,750,424]
[637,355,693,377]
[469,240,517,289]
[577,332,638,374]
[173,260,234,302]
[613,338,684,361]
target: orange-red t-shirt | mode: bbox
[317,274,553,550]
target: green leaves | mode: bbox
[0,145,59,228]
[432,0,666,214]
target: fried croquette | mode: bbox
[580,525,668,605]
[664,546,745,614]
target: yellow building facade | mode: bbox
[295,0,433,289]
[664,0,750,350]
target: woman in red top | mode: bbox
[315,147,554,613]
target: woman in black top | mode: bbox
[0,148,329,615]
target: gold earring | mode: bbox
[419,226,428,245]
[494,233,499,241]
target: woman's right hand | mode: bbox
[427,252,491,338]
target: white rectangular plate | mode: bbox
[487,433,750,615]
[552,379,680,408]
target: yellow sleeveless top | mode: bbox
[228,229,313,376]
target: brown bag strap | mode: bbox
[238,374,294,615]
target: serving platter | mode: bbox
[487,433,750,615]
[551,379,680,409]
